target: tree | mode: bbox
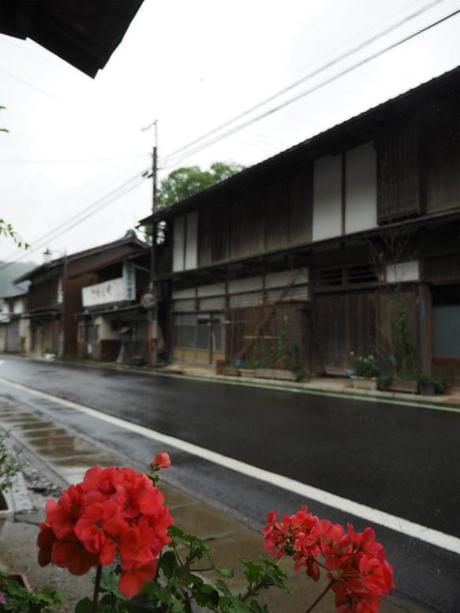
[157,161,245,209]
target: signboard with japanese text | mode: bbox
[82,278,126,307]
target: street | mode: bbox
[0,355,459,611]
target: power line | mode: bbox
[0,178,146,270]
[0,170,149,271]
[162,0,449,166]
[0,153,150,165]
[163,6,460,169]
[0,67,60,100]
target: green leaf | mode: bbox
[215,566,234,578]
[74,597,93,613]
[159,549,180,578]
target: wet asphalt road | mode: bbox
[0,356,458,535]
[0,356,459,610]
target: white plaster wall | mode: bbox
[265,268,309,288]
[172,287,196,299]
[313,154,342,242]
[386,261,420,284]
[345,142,377,234]
[185,211,198,270]
[228,276,263,293]
[95,316,118,340]
[19,317,30,353]
[13,298,25,314]
[173,216,185,272]
[197,283,225,297]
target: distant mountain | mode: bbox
[0,261,37,297]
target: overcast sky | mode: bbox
[1,0,459,267]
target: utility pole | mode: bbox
[148,120,159,367]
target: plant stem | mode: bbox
[92,564,102,612]
[305,580,334,613]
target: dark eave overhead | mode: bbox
[0,0,144,78]
[140,64,460,225]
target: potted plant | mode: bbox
[417,374,448,396]
[418,373,436,396]
[0,431,21,536]
[349,352,380,391]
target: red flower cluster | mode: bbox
[37,466,173,597]
[263,506,394,612]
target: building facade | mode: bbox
[0,293,29,353]
[77,249,151,364]
[15,234,147,358]
[142,67,460,389]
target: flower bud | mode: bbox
[151,452,171,470]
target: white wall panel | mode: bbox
[172,287,195,299]
[197,283,226,297]
[185,211,198,270]
[228,276,263,294]
[173,216,185,272]
[386,260,420,284]
[313,155,342,241]
[265,268,309,288]
[345,143,377,234]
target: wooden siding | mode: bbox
[68,244,143,278]
[265,180,289,252]
[198,202,229,267]
[198,169,312,266]
[377,122,421,223]
[28,274,60,312]
[312,288,419,375]
[419,103,460,214]
[289,167,312,244]
[230,197,265,258]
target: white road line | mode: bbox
[1,376,459,556]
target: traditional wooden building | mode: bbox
[141,66,460,389]
[0,291,29,354]
[77,248,151,364]
[15,233,147,357]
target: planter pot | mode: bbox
[222,365,239,377]
[255,368,299,382]
[419,382,436,396]
[0,489,13,538]
[351,376,378,391]
[4,573,31,591]
[239,368,256,378]
[386,379,418,394]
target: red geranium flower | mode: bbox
[263,506,394,611]
[37,465,173,597]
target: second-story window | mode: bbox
[312,142,377,241]
[173,211,198,272]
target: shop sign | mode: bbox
[82,278,126,307]
[123,262,136,301]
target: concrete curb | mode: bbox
[8,353,460,414]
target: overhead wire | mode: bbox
[162,0,448,164]
[0,170,149,271]
[162,6,460,170]
[0,153,150,165]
